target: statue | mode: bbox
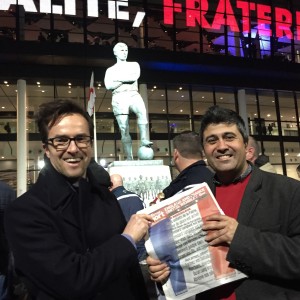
[104,42,152,160]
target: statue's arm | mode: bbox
[104,68,123,90]
[104,62,141,90]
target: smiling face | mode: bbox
[44,114,93,182]
[203,123,248,184]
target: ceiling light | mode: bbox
[179,87,182,90]
[68,91,71,93]
[180,109,183,112]
[4,81,8,84]
[37,82,40,85]
[153,86,157,89]
[267,114,271,117]
[68,82,72,86]
[202,96,205,99]
[1,106,5,109]
[181,95,184,97]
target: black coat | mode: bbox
[4,163,148,300]
[163,160,213,199]
[197,167,300,299]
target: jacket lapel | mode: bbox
[237,167,262,225]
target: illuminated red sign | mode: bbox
[164,0,298,40]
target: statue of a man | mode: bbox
[104,42,152,160]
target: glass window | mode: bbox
[256,90,277,136]
[261,141,283,175]
[278,91,298,136]
[192,86,214,131]
[167,84,191,133]
[245,89,259,136]
[283,142,300,179]
[215,87,235,110]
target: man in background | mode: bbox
[110,174,159,300]
[0,181,15,300]
[246,135,277,173]
[162,131,213,199]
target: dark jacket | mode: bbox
[197,166,300,299]
[111,186,146,261]
[163,160,213,199]
[4,163,148,300]
[0,181,15,275]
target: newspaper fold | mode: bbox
[138,183,247,300]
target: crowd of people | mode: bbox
[1,101,300,300]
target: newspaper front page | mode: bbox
[138,183,247,300]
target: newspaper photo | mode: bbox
[138,183,247,300]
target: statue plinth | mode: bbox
[108,160,171,207]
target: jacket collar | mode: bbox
[35,162,102,210]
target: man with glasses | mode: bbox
[147,106,300,299]
[4,99,152,300]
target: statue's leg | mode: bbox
[138,124,153,147]
[116,114,133,160]
[131,95,153,147]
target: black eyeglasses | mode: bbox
[45,136,92,150]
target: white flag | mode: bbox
[87,72,96,116]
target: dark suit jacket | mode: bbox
[4,163,148,300]
[0,181,15,274]
[197,166,300,300]
[163,160,213,199]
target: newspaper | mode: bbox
[138,183,247,300]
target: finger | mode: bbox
[150,268,170,282]
[146,256,162,266]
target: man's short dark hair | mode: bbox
[199,106,248,147]
[36,99,94,143]
[173,130,203,159]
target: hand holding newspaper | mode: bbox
[138,183,247,300]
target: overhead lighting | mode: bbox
[68,82,72,86]
[37,81,40,85]
[179,87,182,90]
[267,114,271,117]
[3,81,8,84]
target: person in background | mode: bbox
[162,131,213,199]
[0,181,15,300]
[104,42,152,160]
[109,173,159,300]
[296,164,300,178]
[246,135,277,173]
[147,105,300,299]
[4,99,152,300]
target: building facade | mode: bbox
[0,0,300,188]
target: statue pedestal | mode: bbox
[108,160,171,207]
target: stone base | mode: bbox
[108,160,171,207]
